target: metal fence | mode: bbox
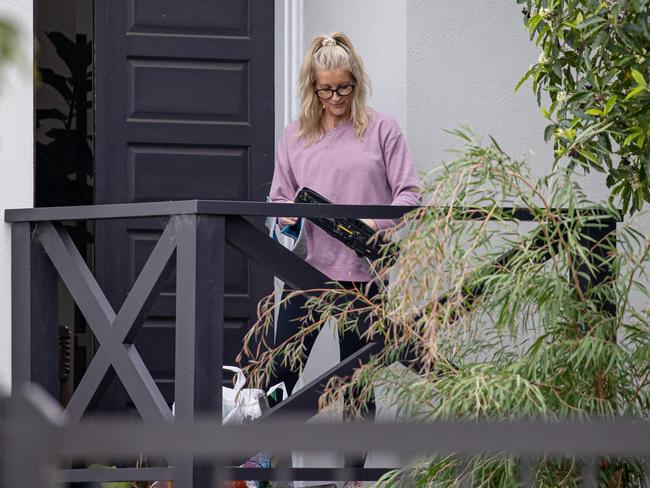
[3,199,624,487]
[4,200,417,487]
[2,385,649,487]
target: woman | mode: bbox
[268,31,421,404]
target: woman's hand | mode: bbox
[279,200,298,227]
[360,218,378,231]
[279,217,299,227]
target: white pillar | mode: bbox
[0,0,34,393]
[275,0,304,143]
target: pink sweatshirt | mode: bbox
[270,110,421,282]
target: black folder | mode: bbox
[294,187,389,262]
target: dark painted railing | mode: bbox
[4,200,620,487]
[5,200,418,487]
[2,386,649,487]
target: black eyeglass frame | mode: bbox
[313,82,356,100]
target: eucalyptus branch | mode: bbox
[240,131,649,486]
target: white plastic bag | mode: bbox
[171,367,287,425]
[222,365,250,421]
[222,366,287,425]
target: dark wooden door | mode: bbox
[93,0,275,410]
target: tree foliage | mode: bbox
[516,0,650,214]
[239,2,650,486]
[0,19,18,84]
[36,31,93,210]
[241,133,650,486]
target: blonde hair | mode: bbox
[298,32,371,145]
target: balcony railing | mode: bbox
[2,385,649,487]
[4,200,624,487]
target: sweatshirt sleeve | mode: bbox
[269,130,298,203]
[375,133,421,230]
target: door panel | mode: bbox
[94,0,274,410]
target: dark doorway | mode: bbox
[93,1,276,411]
[34,0,95,407]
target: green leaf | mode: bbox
[621,185,631,213]
[631,68,646,87]
[528,14,543,33]
[624,86,645,100]
[488,135,504,153]
[579,16,607,29]
[585,108,602,116]
[443,127,472,142]
[603,95,617,115]
[636,132,645,148]
[544,124,555,142]
[611,182,625,196]
[623,132,639,146]
[515,68,533,92]
[634,186,644,212]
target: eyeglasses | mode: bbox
[313,83,355,100]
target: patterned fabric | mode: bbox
[231,452,273,488]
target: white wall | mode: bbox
[407,0,607,197]
[302,0,607,197]
[407,0,551,173]
[0,0,34,393]
[303,0,408,132]
[298,0,617,389]
[299,0,409,385]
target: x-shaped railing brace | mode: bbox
[13,212,337,488]
[18,215,226,487]
[46,218,177,423]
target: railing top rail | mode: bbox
[3,388,649,459]
[4,200,415,223]
[57,418,650,457]
[4,199,618,223]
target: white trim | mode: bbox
[275,0,304,143]
[0,0,34,394]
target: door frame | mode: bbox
[275,0,303,143]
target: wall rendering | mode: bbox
[299,0,556,383]
[298,0,625,400]
[300,0,408,387]
[407,0,550,173]
[406,0,609,197]
[303,0,408,132]
[0,0,642,397]
[0,0,33,393]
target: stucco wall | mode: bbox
[298,0,621,389]
[300,0,408,386]
[303,0,407,132]
[0,0,33,393]
[406,0,610,197]
[407,0,550,173]
[300,0,551,384]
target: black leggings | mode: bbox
[268,281,380,407]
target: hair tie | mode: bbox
[321,37,337,47]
